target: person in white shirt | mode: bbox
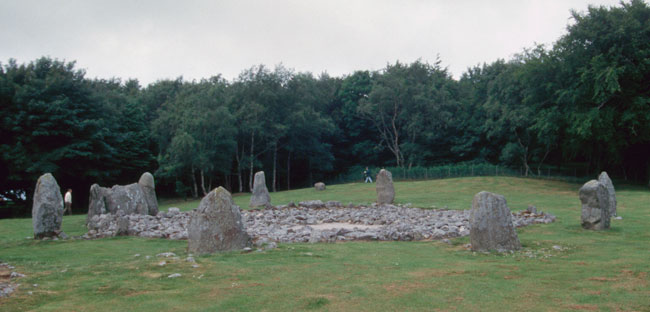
[64,189,72,215]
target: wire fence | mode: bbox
[327,163,595,186]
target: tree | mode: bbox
[0,57,153,214]
[358,60,456,168]
[152,77,235,197]
[552,0,650,178]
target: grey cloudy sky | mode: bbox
[0,0,623,85]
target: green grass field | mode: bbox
[1,177,649,311]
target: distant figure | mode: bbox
[363,167,373,183]
[64,189,72,215]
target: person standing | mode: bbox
[64,189,72,215]
[363,167,373,183]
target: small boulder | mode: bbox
[469,191,521,252]
[314,182,326,191]
[580,180,610,230]
[597,171,617,217]
[32,173,64,239]
[249,171,271,208]
[167,207,181,217]
[188,187,250,254]
[376,169,395,205]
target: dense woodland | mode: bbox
[1,1,649,216]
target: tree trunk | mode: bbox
[272,142,277,192]
[200,169,208,196]
[248,132,255,192]
[235,142,244,193]
[516,134,530,177]
[537,145,551,176]
[191,166,198,198]
[287,152,291,190]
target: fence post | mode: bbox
[471,165,474,176]
[425,168,428,180]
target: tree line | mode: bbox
[1,1,649,216]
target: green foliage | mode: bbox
[0,58,155,214]
[2,1,650,215]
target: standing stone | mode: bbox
[597,172,617,217]
[376,169,395,205]
[249,171,271,208]
[87,183,108,225]
[32,173,64,239]
[469,191,521,252]
[580,180,611,230]
[188,187,250,254]
[314,182,326,191]
[105,183,149,215]
[139,172,159,216]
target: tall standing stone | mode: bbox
[469,191,521,252]
[32,173,64,239]
[87,183,108,225]
[249,171,271,208]
[376,169,395,205]
[139,172,159,216]
[580,180,610,230]
[188,187,250,254]
[597,171,617,217]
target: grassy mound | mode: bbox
[1,177,648,311]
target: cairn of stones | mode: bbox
[87,172,159,225]
[469,191,521,252]
[84,200,556,242]
[249,171,271,208]
[597,171,617,217]
[188,187,250,254]
[314,182,326,191]
[376,169,395,205]
[579,180,610,230]
[32,173,65,239]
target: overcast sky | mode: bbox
[0,0,623,86]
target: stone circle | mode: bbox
[83,201,555,244]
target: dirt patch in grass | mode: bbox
[140,272,163,279]
[408,269,466,278]
[383,281,428,295]
[567,304,599,311]
[612,270,648,291]
[588,277,617,282]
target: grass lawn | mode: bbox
[1,177,649,311]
